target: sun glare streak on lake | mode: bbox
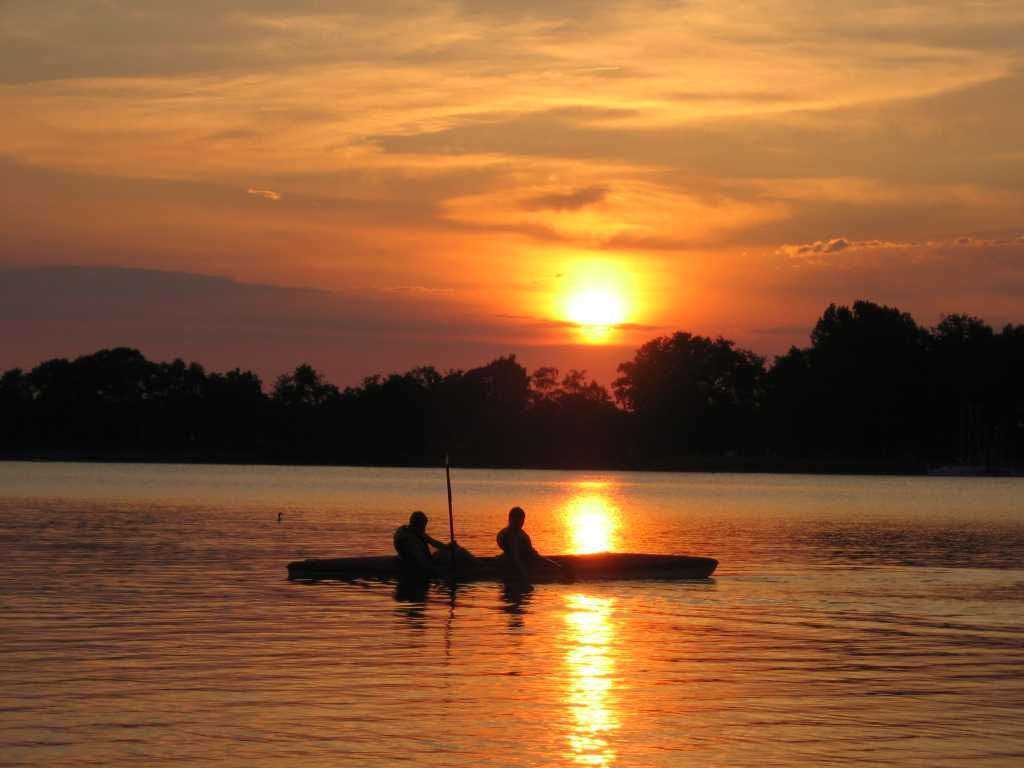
[564,594,619,767]
[560,484,622,554]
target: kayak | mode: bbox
[287,552,718,583]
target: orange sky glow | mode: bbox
[1,2,1022,386]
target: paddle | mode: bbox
[445,454,457,578]
[445,454,456,544]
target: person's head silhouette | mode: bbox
[409,510,428,534]
[508,506,526,530]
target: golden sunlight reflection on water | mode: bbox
[560,484,622,554]
[564,594,620,767]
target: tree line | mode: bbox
[2,300,1022,472]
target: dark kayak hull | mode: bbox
[287,552,717,583]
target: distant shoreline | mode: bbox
[5,310,1023,476]
[2,453,1020,478]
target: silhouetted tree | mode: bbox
[2,301,1021,471]
[994,323,1024,465]
[613,333,766,460]
[929,314,997,464]
[444,356,530,465]
[767,301,930,463]
[269,364,340,461]
[0,369,32,454]
[343,368,443,464]
[525,368,622,467]
[273,364,339,408]
[529,366,560,404]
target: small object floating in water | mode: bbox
[277,512,283,523]
[286,552,717,583]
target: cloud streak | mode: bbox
[247,187,282,201]
[521,185,609,211]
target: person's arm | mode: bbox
[424,534,451,550]
[540,554,562,570]
[526,533,561,570]
[519,532,570,582]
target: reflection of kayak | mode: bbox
[287,552,718,582]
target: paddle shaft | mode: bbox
[445,455,456,545]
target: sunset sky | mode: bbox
[2,1,1022,386]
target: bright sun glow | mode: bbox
[562,491,621,554]
[557,259,633,344]
[566,289,626,327]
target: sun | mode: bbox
[566,289,626,328]
[557,260,632,343]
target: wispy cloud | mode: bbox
[247,188,281,201]
[777,234,1024,260]
[521,185,609,211]
[499,313,660,334]
[380,284,456,295]
[778,238,915,259]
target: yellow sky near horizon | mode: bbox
[1,1,1023,383]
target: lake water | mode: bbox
[1,462,1022,767]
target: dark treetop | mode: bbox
[2,301,1022,473]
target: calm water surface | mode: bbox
[1,462,1022,767]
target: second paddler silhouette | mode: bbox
[496,506,567,582]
